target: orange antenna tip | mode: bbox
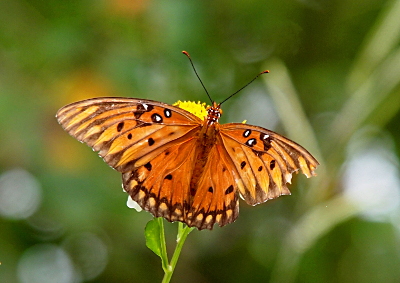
[182,51,190,57]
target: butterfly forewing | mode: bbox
[56,97,202,172]
[219,123,319,205]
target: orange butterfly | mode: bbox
[56,55,318,230]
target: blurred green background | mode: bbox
[1,0,400,282]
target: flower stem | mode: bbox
[157,218,169,273]
[161,221,194,283]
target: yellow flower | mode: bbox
[174,100,209,120]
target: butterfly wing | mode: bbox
[56,97,202,173]
[185,140,240,230]
[219,123,319,206]
[122,136,198,224]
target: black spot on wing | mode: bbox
[127,133,132,139]
[240,161,246,169]
[164,174,173,180]
[270,160,276,170]
[117,122,124,132]
[134,103,153,119]
[225,185,234,195]
[243,129,251,138]
[144,162,152,171]
[148,138,155,146]
[208,187,214,193]
[164,109,172,118]
[260,133,272,151]
[151,113,163,123]
[246,138,257,147]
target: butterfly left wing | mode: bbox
[219,123,319,206]
[122,136,198,224]
[56,97,202,173]
[56,97,210,227]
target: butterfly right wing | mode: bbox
[56,97,202,173]
[219,123,319,206]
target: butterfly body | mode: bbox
[57,97,318,230]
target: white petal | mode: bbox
[126,197,142,212]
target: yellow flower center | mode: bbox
[173,100,209,120]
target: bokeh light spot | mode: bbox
[0,168,41,219]
[63,232,108,281]
[343,142,400,220]
[17,244,76,283]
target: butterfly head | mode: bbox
[206,101,222,125]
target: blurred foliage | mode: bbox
[1,0,400,282]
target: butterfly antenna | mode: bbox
[182,51,213,104]
[219,70,270,105]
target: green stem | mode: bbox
[161,221,194,283]
[157,218,169,273]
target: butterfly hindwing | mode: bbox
[186,141,239,230]
[122,137,198,223]
[123,136,240,230]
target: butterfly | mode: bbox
[56,96,319,230]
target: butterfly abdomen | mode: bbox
[189,123,219,197]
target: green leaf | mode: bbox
[145,218,162,258]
